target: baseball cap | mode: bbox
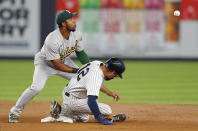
[56,10,77,26]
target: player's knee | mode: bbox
[80,116,89,122]
[99,104,112,115]
[29,85,43,93]
[105,107,112,115]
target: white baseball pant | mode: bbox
[60,90,112,122]
[10,58,78,116]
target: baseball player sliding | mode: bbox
[9,10,91,122]
[41,58,126,125]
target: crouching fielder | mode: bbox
[42,58,126,125]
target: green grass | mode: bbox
[0,60,198,105]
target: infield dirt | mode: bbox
[0,102,198,131]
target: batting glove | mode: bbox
[96,114,113,125]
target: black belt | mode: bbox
[65,92,70,97]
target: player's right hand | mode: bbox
[111,92,120,101]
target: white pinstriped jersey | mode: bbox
[64,61,104,99]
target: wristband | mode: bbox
[72,68,79,73]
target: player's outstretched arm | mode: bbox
[87,95,113,125]
[51,58,79,73]
[100,85,120,101]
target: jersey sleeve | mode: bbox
[86,70,103,97]
[44,41,60,60]
[75,31,84,52]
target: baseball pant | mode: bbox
[10,58,78,116]
[61,90,112,122]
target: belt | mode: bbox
[65,92,70,97]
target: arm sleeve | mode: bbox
[87,95,101,119]
[45,42,60,60]
[75,50,91,65]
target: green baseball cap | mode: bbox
[56,10,77,26]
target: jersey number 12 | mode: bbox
[77,63,90,81]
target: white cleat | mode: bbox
[56,116,73,123]
[41,116,55,123]
[9,113,19,123]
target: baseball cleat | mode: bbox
[112,114,126,122]
[50,100,61,119]
[9,113,19,123]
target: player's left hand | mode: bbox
[111,92,120,101]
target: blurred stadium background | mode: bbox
[0,0,198,104]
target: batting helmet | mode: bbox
[105,57,125,78]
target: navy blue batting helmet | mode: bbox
[105,57,125,78]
